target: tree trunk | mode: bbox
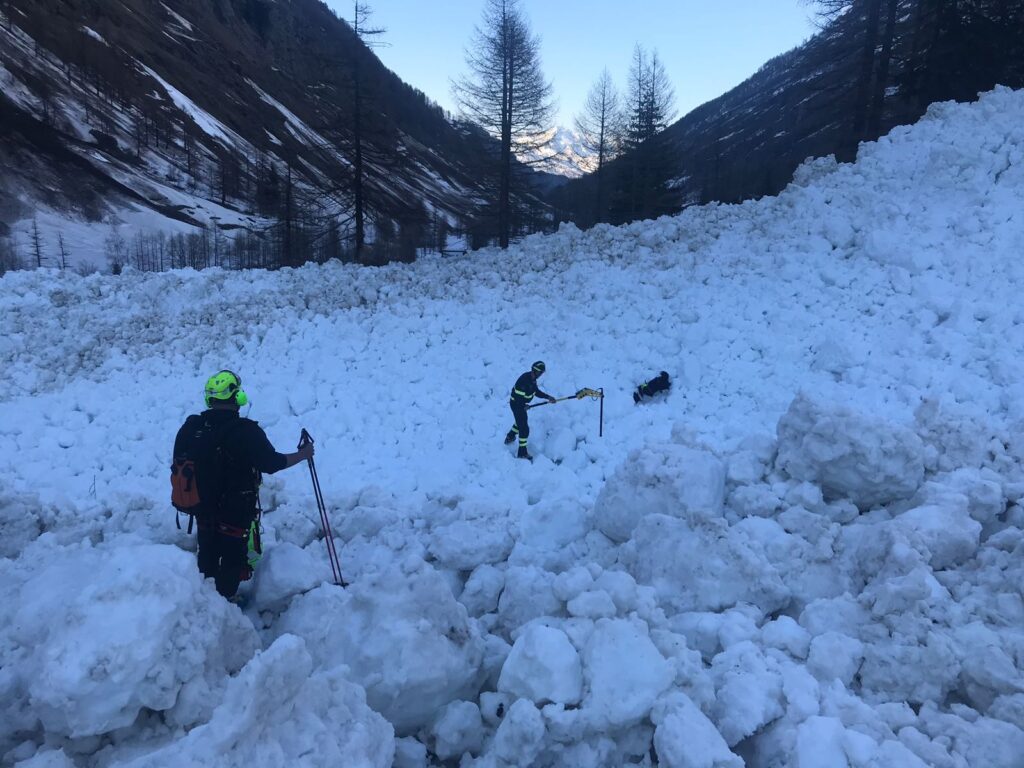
[850,0,883,153]
[498,48,513,249]
[499,125,511,248]
[903,0,929,110]
[354,57,366,261]
[595,117,606,224]
[283,166,293,267]
[867,0,898,136]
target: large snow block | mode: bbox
[251,541,330,613]
[273,562,485,735]
[497,566,561,631]
[498,624,583,706]
[914,397,1005,473]
[776,394,925,509]
[593,444,726,543]
[427,518,514,571]
[892,504,981,569]
[710,641,784,747]
[7,542,258,740]
[954,622,1024,706]
[0,490,44,558]
[652,692,743,768]
[112,635,395,768]
[581,618,674,730]
[492,699,545,767]
[431,700,484,761]
[794,716,849,768]
[624,513,789,614]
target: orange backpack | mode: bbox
[170,457,202,513]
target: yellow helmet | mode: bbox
[204,370,249,408]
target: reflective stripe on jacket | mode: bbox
[510,371,551,405]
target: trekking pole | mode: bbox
[299,429,346,587]
[599,388,604,437]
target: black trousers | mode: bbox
[509,400,529,443]
[197,518,252,598]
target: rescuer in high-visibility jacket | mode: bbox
[504,361,556,461]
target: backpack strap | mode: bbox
[175,509,194,534]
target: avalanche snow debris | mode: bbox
[2,88,1024,766]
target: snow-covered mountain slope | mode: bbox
[527,127,597,178]
[0,0,504,268]
[2,88,1024,767]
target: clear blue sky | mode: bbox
[324,1,818,126]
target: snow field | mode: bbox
[1,88,1024,766]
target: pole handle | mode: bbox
[298,428,314,450]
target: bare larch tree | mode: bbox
[348,2,386,261]
[454,0,554,248]
[574,68,622,223]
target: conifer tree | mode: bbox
[622,46,675,152]
[614,45,677,222]
[30,218,45,268]
[454,0,554,248]
[347,2,385,261]
[574,69,622,223]
[57,232,70,270]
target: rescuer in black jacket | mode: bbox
[173,370,313,599]
[504,361,556,461]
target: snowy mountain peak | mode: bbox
[525,126,597,178]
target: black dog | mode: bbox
[633,371,671,404]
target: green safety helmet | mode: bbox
[532,361,546,375]
[204,369,249,408]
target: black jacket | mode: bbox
[510,372,552,406]
[173,409,287,518]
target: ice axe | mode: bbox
[298,429,346,587]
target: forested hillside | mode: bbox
[0,0,546,269]
[552,0,1024,225]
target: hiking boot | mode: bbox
[517,446,533,461]
[504,430,517,445]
